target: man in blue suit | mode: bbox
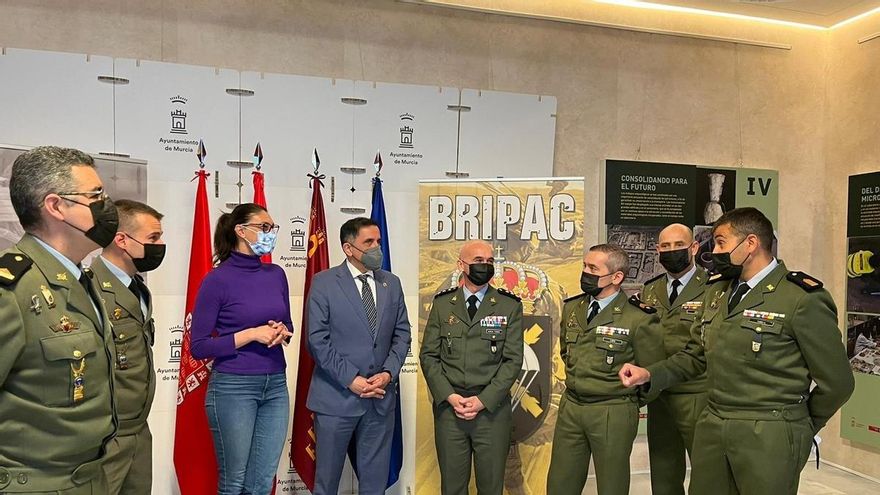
[307,217,412,495]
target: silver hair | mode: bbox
[588,243,630,275]
[10,146,95,231]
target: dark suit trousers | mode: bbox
[313,406,395,495]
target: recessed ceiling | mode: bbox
[611,0,880,27]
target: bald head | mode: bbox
[657,223,698,276]
[457,240,495,289]
[658,223,693,246]
[459,240,493,262]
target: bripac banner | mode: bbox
[416,178,585,493]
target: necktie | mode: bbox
[128,277,143,303]
[728,282,750,312]
[587,301,600,323]
[78,271,101,322]
[467,295,479,321]
[670,279,682,305]
[357,274,378,339]
[78,271,93,298]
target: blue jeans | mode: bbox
[206,371,289,495]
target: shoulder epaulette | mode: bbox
[786,271,824,292]
[434,286,458,299]
[628,295,657,314]
[706,271,730,284]
[496,287,521,302]
[0,252,32,286]
[564,293,587,303]
[644,272,665,285]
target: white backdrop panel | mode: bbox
[0,48,114,153]
[114,58,239,184]
[458,89,557,177]
[239,71,354,189]
[351,80,460,192]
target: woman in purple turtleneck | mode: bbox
[190,203,294,495]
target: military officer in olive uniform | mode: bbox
[621,207,855,495]
[546,243,661,495]
[420,240,524,495]
[0,146,119,493]
[640,223,709,495]
[91,199,165,495]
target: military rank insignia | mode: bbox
[447,314,459,325]
[113,308,124,320]
[0,253,32,286]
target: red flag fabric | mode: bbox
[252,170,272,264]
[173,169,218,494]
[290,174,330,491]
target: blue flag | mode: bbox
[370,176,403,488]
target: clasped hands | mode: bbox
[349,372,393,399]
[249,320,294,347]
[446,393,485,421]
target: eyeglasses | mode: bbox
[241,222,280,234]
[57,189,109,201]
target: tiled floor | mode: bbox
[577,463,880,494]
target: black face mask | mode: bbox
[124,234,166,272]
[580,272,612,297]
[710,237,749,280]
[659,248,691,274]
[463,261,494,286]
[63,197,119,248]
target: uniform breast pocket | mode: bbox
[441,326,464,359]
[40,332,100,407]
[595,336,629,372]
[481,327,506,363]
[111,321,142,370]
[739,319,783,361]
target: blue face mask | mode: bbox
[245,229,277,256]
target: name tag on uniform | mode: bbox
[742,309,785,321]
[480,316,507,333]
[680,301,703,314]
[596,326,630,337]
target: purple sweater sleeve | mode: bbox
[190,274,238,360]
